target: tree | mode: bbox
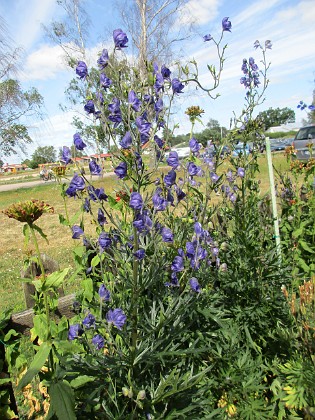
[257,107,295,130]
[0,17,44,157]
[118,0,191,75]
[30,146,56,168]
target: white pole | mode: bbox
[265,136,281,262]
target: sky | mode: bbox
[1,0,314,163]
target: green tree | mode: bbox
[0,17,44,157]
[257,107,295,130]
[30,146,56,168]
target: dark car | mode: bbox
[292,125,315,161]
[270,138,293,152]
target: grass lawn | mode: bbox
[0,152,290,314]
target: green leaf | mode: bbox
[44,268,70,289]
[82,278,93,302]
[299,240,314,253]
[49,380,76,420]
[17,341,51,391]
[71,375,95,389]
[23,223,30,247]
[91,254,100,267]
[32,224,49,244]
[58,214,69,226]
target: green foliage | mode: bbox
[29,146,57,168]
[257,107,295,130]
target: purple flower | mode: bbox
[203,34,212,42]
[119,132,132,149]
[82,313,96,329]
[129,192,143,210]
[68,323,83,340]
[136,116,151,144]
[99,232,112,249]
[144,94,154,104]
[210,172,219,183]
[133,212,153,233]
[98,208,107,226]
[114,161,127,179]
[175,186,186,202]
[226,170,235,183]
[152,188,167,211]
[113,29,128,49]
[83,198,90,212]
[171,256,184,272]
[165,272,179,287]
[134,249,146,260]
[161,227,173,243]
[73,133,87,150]
[189,277,201,293]
[188,162,198,176]
[61,146,72,165]
[161,64,171,79]
[97,49,109,68]
[194,222,203,237]
[92,334,105,350]
[89,160,102,175]
[65,173,85,197]
[100,73,112,90]
[254,40,261,49]
[106,308,126,330]
[222,17,232,32]
[154,135,164,149]
[237,167,245,178]
[84,100,95,114]
[154,73,164,94]
[211,246,219,257]
[189,138,201,154]
[99,284,110,301]
[88,186,108,201]
[249,57,258,71]
[167,151,179,169]
[76,61,88,79]
[128,90,142,112]
[171,78,184,94]
[265,40,272,49]
[229,193,236,203]
[72,225,84,239]
[154,98,164,118]
[108,98,122,125]
[309,105,315,111]
[164,169,176,187]
[134,152,143,170]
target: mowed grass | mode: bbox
[0,152,290,314]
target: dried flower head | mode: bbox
[3,200,54,224]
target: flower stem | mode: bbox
[29,224,51,339]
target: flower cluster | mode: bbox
[297,100,315,111]
[3,200,54,224]
[240,57,260,89]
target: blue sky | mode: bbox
[1,0,314,163]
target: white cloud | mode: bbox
[179,0,221,26]
[12,0,57,51]
[20,44,67,81]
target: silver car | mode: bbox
[292,125,315,161]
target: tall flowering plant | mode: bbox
[10,18,301,419]
[54,20,236,418]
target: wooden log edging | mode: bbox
[9,293,76,335]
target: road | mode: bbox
[0,173,115,192]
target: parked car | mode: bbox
[232,142,250,157]
[292,125,315,161]
[270,138,293,152]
